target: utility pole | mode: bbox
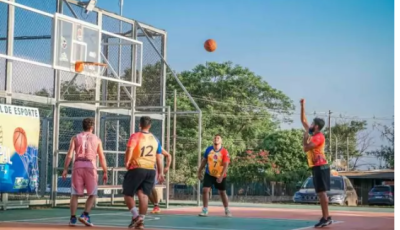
[335,137,338,167]
[173,90,177,173]
[328,110,332,162]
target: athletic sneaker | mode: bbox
[129,216,140,229]
[314,216,332,228]
[134,217,144,229]
[78,213,93,227]
[69,216,77,226]
[225,209,232,217]
[151,205,161,214]
[198,209,208,217]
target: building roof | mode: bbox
[338,170,394,180]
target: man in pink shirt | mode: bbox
[62,118,108,227]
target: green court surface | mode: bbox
[96,200,395,213]
[0,208,319,230]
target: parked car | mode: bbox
[368,185,394,206]
[293,175,358,206]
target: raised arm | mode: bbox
[62,136,75,180]
[300,99,310,130]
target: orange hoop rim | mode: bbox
[75,61,108,73]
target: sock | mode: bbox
[154,203,159,207]
[203,207,208,212]
[130,207,139,218]
[225,207,229,212]
[71,215,76,219]
[139,215,146,220]
[83,212,89,216]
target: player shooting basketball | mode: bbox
[123,116,164,229]
[62,118,108,227]
[197,134,231,217]
[300,99,332,228]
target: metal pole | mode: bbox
[1,0,16,209]
[197,111,202,206]
[115,0,124,176]
[39,118,49,197]
[173,90,177,172]
[130,21,137,134]
[346,136,349,171]
[335,137,338,167]
[166,107,171,208]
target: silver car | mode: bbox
[293,175,358,206]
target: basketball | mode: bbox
[204,39,217,52]
[13,127,28,155]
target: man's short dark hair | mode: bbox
[313,118,325,130]
[215,134,222,138]
[140,116,152,129]
[82,118,95,131]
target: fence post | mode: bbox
[39,118,49,197]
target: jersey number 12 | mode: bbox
[140,146,154,157]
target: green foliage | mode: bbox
[167,62,295,184]
[325,120,368,160]
[261,129,310,183]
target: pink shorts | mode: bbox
[71,168,98,196]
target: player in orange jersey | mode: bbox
[197,134,231,217]
[300,99,332,228]
[123,116,164,229]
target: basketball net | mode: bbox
[75,61,108,91]
[84,65,107,91]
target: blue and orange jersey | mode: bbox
[306,132,327,167]
[204,146,230,178]
[126,131,162,170]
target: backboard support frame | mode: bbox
[52,13,143,87]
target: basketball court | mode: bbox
[0,205,394,230]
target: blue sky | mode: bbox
[98,0,394,122]
[97,0,394,169]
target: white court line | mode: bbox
[158,213,314,222]
[291,220,344,230]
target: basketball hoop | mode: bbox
[75,61,107,90]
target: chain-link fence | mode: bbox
[0,0,203,210]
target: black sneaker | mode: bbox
[314,217,333,228]
[128,216,140,228]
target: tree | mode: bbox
[368,122,394,169]
[325,120,374,170]
[261,129,310,182]
[167,62,295,185]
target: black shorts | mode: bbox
[122,168,156,197]
[312,164,331,193]
[202,173,227,191]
